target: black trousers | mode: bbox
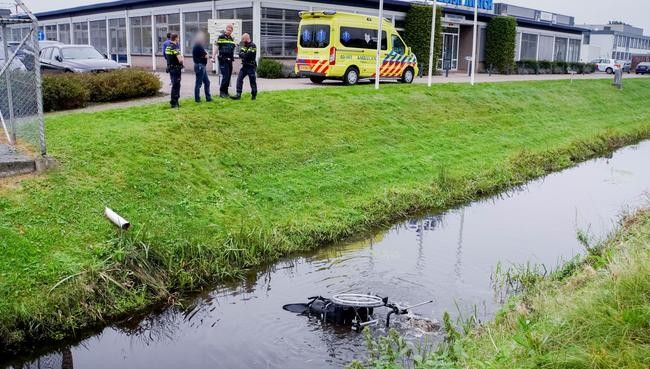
[169,68,182,107]
[236,65,258,97]
[219,59,233,95]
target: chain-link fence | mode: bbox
[0,0,46,156]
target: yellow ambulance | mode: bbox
[295,11,419,85]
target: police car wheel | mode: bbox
[401,68,414,84]
[606,67,613,74]
[343,67,359,86]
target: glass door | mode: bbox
[440,26,459,70]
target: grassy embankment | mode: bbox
[350,208,650,369]
[1,79,650,352]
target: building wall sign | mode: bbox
[438,0,494,11]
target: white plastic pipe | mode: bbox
[374,0,385,90]
[470,0,478,86]
[427,0,437,87]
[104,207,130,230]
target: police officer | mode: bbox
[212,24,236,98]
[165,33,184,108]
[232,33,257,100]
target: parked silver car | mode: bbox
[40,44,123,73]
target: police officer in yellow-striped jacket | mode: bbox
[232,33,257,100]
[165,33,184,108]
[212,24,236,98]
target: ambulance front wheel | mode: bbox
[401,67,415,84]
[343,67,359,86]
[309,76,326,84]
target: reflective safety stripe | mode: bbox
[165,46,180,55]
[218,39,236,44]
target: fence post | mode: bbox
[31,22,46,155]
[1,25,16,143]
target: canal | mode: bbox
[6,141,650,369]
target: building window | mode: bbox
[217,7,253,37]
[58,24,70,44]
[554,37,567,62]
[130,16,152,54]
[261,7,301,57]
[73,22,88,44]
[520,33,538,60]
[567,38,580,62]
[583,33,590,45]
[10,26,30,42]
[183,11,212,55]
[109,18,127,61]
[44,25,57,41]
[155,13,180,55]
[89,20,107,54]
[537,35,553,61]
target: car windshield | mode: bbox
[62,47,104,60]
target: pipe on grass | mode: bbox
[104,207,130,230]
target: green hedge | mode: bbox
[516,60,595,75]
[403,4,443,72]
[485,16,517,74]
[42,69,161,112]
[257,59,283,79]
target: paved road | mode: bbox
[51,71,647,114]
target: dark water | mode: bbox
[5,142,650,369]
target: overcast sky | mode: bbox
[22,0,650,32]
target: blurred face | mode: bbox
[241,34,250,43]
[225,25,233,36]
[195,32,205,44]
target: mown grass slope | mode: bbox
[1,79,650,351]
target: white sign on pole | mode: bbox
[208,19,243,42]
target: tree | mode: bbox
[403,4,443,74]
[485,16,517,74]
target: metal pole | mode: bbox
[374,0,384,90]
[470,0,478,86]
[32,24,46,155]
[2,25,16,143]
[427,0,436,87]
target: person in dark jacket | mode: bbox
[192,31,212,102]
[162,32,172,84]
[165,33,184,108]
[211,24,236,98]
[232,33,257,100]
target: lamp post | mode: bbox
[470,0,478,85]
[427,0,437,87]
[374,0,384,90]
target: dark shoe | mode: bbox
[251,95,256,101]
[206,97,213,102]
[220,93,229,98]
[171,104,179,109]
[230,94,241,100]
[195,99,201,103]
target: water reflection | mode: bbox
[4,142,650,369]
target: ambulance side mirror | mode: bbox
[406,47,411,55]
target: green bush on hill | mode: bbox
[485,16,517,74]
[42,69,161,111]
[403,4,443,72]
[256,58,284,78]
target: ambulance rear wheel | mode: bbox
[309,76,325,84]
[343,67,359,86]
[401,67,414,84]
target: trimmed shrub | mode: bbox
[257,59,283,78]
[516,60,539,74]
[403,4,443,72]
[84,69,161,102]
[42,75,90,112]
[42,69,161,112]
[485,16,517,74]
[553,61,568,74]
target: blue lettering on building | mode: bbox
[37,30,45,41]
[438,0,493,11]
